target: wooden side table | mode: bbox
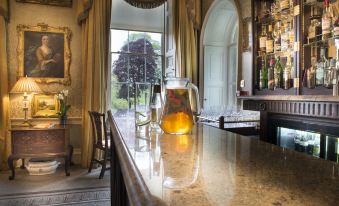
[8,125,73,180]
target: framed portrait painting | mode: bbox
[31,94,60,118]
[17,23,71,85]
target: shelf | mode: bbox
[303,36,339,47]
[303,1,323,7]
[256,50,294,58]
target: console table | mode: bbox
[8,125,73,180]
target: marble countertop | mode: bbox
[238,95,339,102]
[112,116,339,206]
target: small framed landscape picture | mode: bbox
[31,94,60,118]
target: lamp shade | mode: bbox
[10,76,42,93]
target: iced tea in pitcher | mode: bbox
[160,78,200,134]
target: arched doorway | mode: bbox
[200,0,239,110]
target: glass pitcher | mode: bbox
[160,78,201,134]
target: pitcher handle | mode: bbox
[188,83,201,116]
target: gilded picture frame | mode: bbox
[16,0,72,7]
[31,93,60,118]
[17,23,72,85]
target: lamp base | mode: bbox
[18,121,33,127]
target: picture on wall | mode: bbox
[31,93,60,118]
[17,23,72,85]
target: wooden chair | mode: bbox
[88,111,111,179]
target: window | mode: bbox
[110,29,163,112]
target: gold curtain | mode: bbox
[173,0,201,85]
[78,0,111,168]
[0,0,10,170]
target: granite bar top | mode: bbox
[238,95,339,102]
[113,115,339,206]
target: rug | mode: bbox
[0,186,110,206]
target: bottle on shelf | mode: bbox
[333,12,339,37]
[259,25,268,54]
[281,21,290,52]
[316,48,327,86]
[288,20,294,50]
[324,59,335,88]
[268,58,275,90]
[283,56,292,90]
[307,57,317,89]
[259,57,268,90]
[321,0,333,40]
[280,0,289,11]
[266,24,274,54]
[261,1,270,19]
[150,84,163,130]
[273,21,282,52]
[274,56,283,89]
[334,49,339,96]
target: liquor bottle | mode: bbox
[150,84,163,129]
[283,56,292,90]
[288,21,294,50]
[333,15,339,37]
[280,0,289,11]
[324,59,336,88]
[307,57,317,89]
[266,24,274,54]
[259,25,267,53]
[268,58,275,90]
[274,56,283,89]
[281,22,289,52]
[261,1,270,19]
[322,0,333,40]
[273,21,281,52]
[259,57,268,90]
[316,48,327,86]
[334,51,339,96]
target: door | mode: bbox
[203,45,226,109]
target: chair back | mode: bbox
[88,111,109,147]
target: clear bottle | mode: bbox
[273,21,281,52]
[266,24,274,54]
[281,22,289,52]
[150,84,163,130]
[321,0,333,40]
[259,25,267,53]
[307,57,317,89]
[316,48,327,86]
[324,59,335,88]
[268,58,275,90]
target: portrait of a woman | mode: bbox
[24,32,65,78]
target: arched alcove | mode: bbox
[200,0,239,110]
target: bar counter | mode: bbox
[108,114,339,206]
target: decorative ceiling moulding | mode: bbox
[123,0,166,9]
[15,0,72,7]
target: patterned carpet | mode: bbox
[0,186,110,206]
[0,165,111,206]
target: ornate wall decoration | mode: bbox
[16,0,72,7]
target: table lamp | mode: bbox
[10,76,42,126]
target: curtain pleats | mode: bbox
[78,0,111,168]
[173,0,200,85]
[0,0,10,170]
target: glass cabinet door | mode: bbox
[325,135,339,163]
[277,127,321,158]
